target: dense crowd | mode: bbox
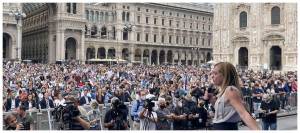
[3,62,297,130]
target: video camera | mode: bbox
[110,97,128,130]
[52,101,80,130]
[143,97,155,111]
[112,98,122,109]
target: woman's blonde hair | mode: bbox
[214,62,241,97]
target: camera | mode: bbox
[110,97,128,130]
[112,98,122,109]
[52,101,80,130]
[143,98,155,111]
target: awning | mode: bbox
[87,58,127,62]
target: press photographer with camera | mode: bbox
[259,94,279,130]
[139,94,158,130]
[54,96,90,130]
[104,97,129,130]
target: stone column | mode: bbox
[81,29,85,63]
[94,46,98,59]
[106,48,109,59]
[98,27,101,39]
[140,48,143,64]
[116,27,122,41]
[116,47,122,62]
[263,41,269,69]
[60,29,65,60]
[55,28,63,61]
[48,29,55,63]
[16,23,22,61]
[130,45,134,62]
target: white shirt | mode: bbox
[11,99,15,110]
[85,96,90,105]
[29,102,33,109]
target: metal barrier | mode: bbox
[3,93,297,130]
[242,92,297,114]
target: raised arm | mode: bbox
[226,87,260,130]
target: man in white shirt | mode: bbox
[139,94,158,130]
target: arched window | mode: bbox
[239,11,247,28]
[271,6,280,24]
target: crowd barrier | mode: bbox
[3,93,297,130]
[243,92,297,114]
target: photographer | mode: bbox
[139,94,158,130]
[64,96,91,130]
[259,94,279,130]
[104,97,129,130]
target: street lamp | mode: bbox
[122,23,134,62]
[9,8,26,61]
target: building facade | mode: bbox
[3,3,213,65]
[213,3,297,71]
[3,3,23,61]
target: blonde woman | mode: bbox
[210,62,259,130]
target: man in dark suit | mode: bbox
[4,89,20,111]
[79,88,91,106]
[39,92,54,109]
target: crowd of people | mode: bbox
[2,61,297,130]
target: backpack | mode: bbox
[130,100,140,121]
